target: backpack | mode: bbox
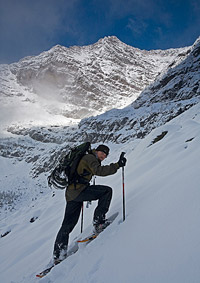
[47,142,91,190]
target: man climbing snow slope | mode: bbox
[53,144,127,262]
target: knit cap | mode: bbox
[96,144,110,156]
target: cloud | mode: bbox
[0,0,199,63]
[126,18,148,36]
[108,0,164,21]
[108,0,199,49]
[0,0,79,63]
[152,0,200,48]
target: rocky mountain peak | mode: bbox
[0,36,191,126]
[78,37,200,144]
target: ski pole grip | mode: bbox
[120,152,126,159]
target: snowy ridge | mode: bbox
[0,102,200,282]
[0,36,190,126]
[79,37,200,143]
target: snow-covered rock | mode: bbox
[0,36,191,125]
[79,36,200,143]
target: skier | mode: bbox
[53,144,127,263]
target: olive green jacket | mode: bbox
[66,150,119,201]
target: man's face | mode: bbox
[96,151,107,161]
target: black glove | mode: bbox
[118,152,127,167]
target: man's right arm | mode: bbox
[85,154,119,177]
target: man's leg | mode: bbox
[74,185,112,224]
[53,200,82,260]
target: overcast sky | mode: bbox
[0,0,200,64]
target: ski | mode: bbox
[36,240,79,278]
[36,265,55,278]
[77,233,97,243]
[77,212,119,244]
[36,260,61,278]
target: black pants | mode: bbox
[53,184,112,260]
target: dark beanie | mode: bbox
[96,144,110,156]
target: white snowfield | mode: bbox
[0,102,200,283]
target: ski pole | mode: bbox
[81,203,84,233]
[121,152,126,222]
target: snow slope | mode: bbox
[0,102,200,283]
